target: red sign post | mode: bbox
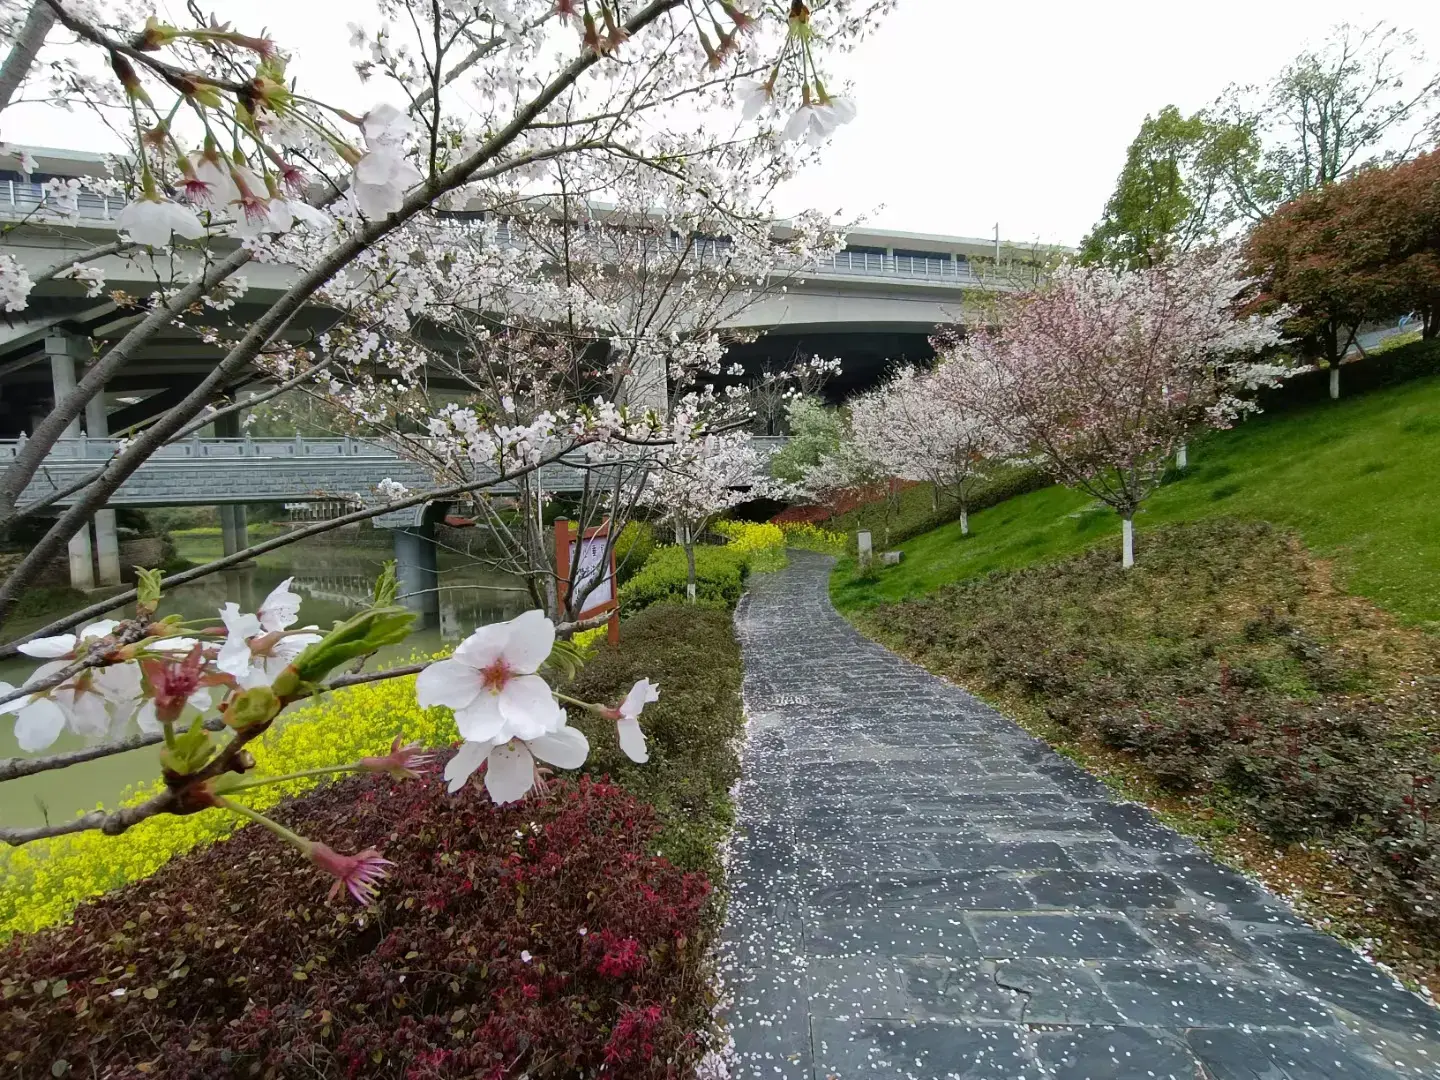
[554,518,620,646]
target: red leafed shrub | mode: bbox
[0,773,713,1079]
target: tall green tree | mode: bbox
[1216,21,1440,222]
[1080,107,1232,269]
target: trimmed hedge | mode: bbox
[618,544,749,614]
[1260,335,1440,413]
[0,776,715,1079]
[569,604,744,878]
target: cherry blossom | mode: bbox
[115,194,207,247]
[442,715,591,805]
[351,103,423,219]
[216,578,322,688]
[736,77,774,120]
[0,660,142,750]
[611,678,659,763]
[180,148,239,212]
[306,842,393,904]
[416,609,562,743]
[0,253,32,313]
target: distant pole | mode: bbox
[994,222,1000,264]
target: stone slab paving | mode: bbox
[721,552,1440,1080]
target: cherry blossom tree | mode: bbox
[0,0,893,896]
[935,250,1289,567]
[850,364,1010,538]
[640,421,772,600]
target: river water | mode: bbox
[0,533,528,829]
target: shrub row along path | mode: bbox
[722,551,1440,1079]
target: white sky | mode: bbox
[5,0,1439,247]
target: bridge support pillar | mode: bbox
[392,523,439,629]
[220,505,249,559]
[212,411,250,561]
[47,331,96,591]
[83,395,122,586]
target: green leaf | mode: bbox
[284,606,416,689]
[372,561,399,607]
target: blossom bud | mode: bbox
[108,52,149,103]
[134,16,182,51]
[225,685,280,731]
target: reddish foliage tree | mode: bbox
[1245,149,1440,397]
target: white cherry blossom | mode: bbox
[216,578,321,688]
[443,714,591,805]
[416,609,562,743]
[116,195,207,247]
[614,678,659,763]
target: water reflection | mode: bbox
[0,535,527,828]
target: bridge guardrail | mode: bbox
[4,180,1013,289]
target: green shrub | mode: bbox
[619,543,749,613]
[614,519,656,584]
[713,520,787,572]
[567,604,743,879]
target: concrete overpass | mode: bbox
[0,145,1064,606]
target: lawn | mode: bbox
[832,372,1440,629]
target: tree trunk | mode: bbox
[683,524,697,603]
[1121,515,1135,568]
[0,2,54,115]
[1175,443,1188,470]
[959,507,969,537]
[1329,366,1341,400]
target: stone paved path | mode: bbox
[721,552,1440,1080]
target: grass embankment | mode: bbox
[857,520,1440,993]
[832,372,1440,628]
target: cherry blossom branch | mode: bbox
[41,0,254,96]
[0,440,590,656]
[0,3,577,530]
[0,0,680,620]
[31,240,132,285]
[0,798,172,846]
[0,660,432,784]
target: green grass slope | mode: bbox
[832,373,1440,628]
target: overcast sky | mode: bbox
[5,1,1439,247]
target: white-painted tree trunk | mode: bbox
[1175,443,1188,470]
[686,581,697,602]
[1329,366,1341,400]
[1121,516,1135,568]
[959,508,969,536]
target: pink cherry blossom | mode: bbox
[307,842,393,904]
